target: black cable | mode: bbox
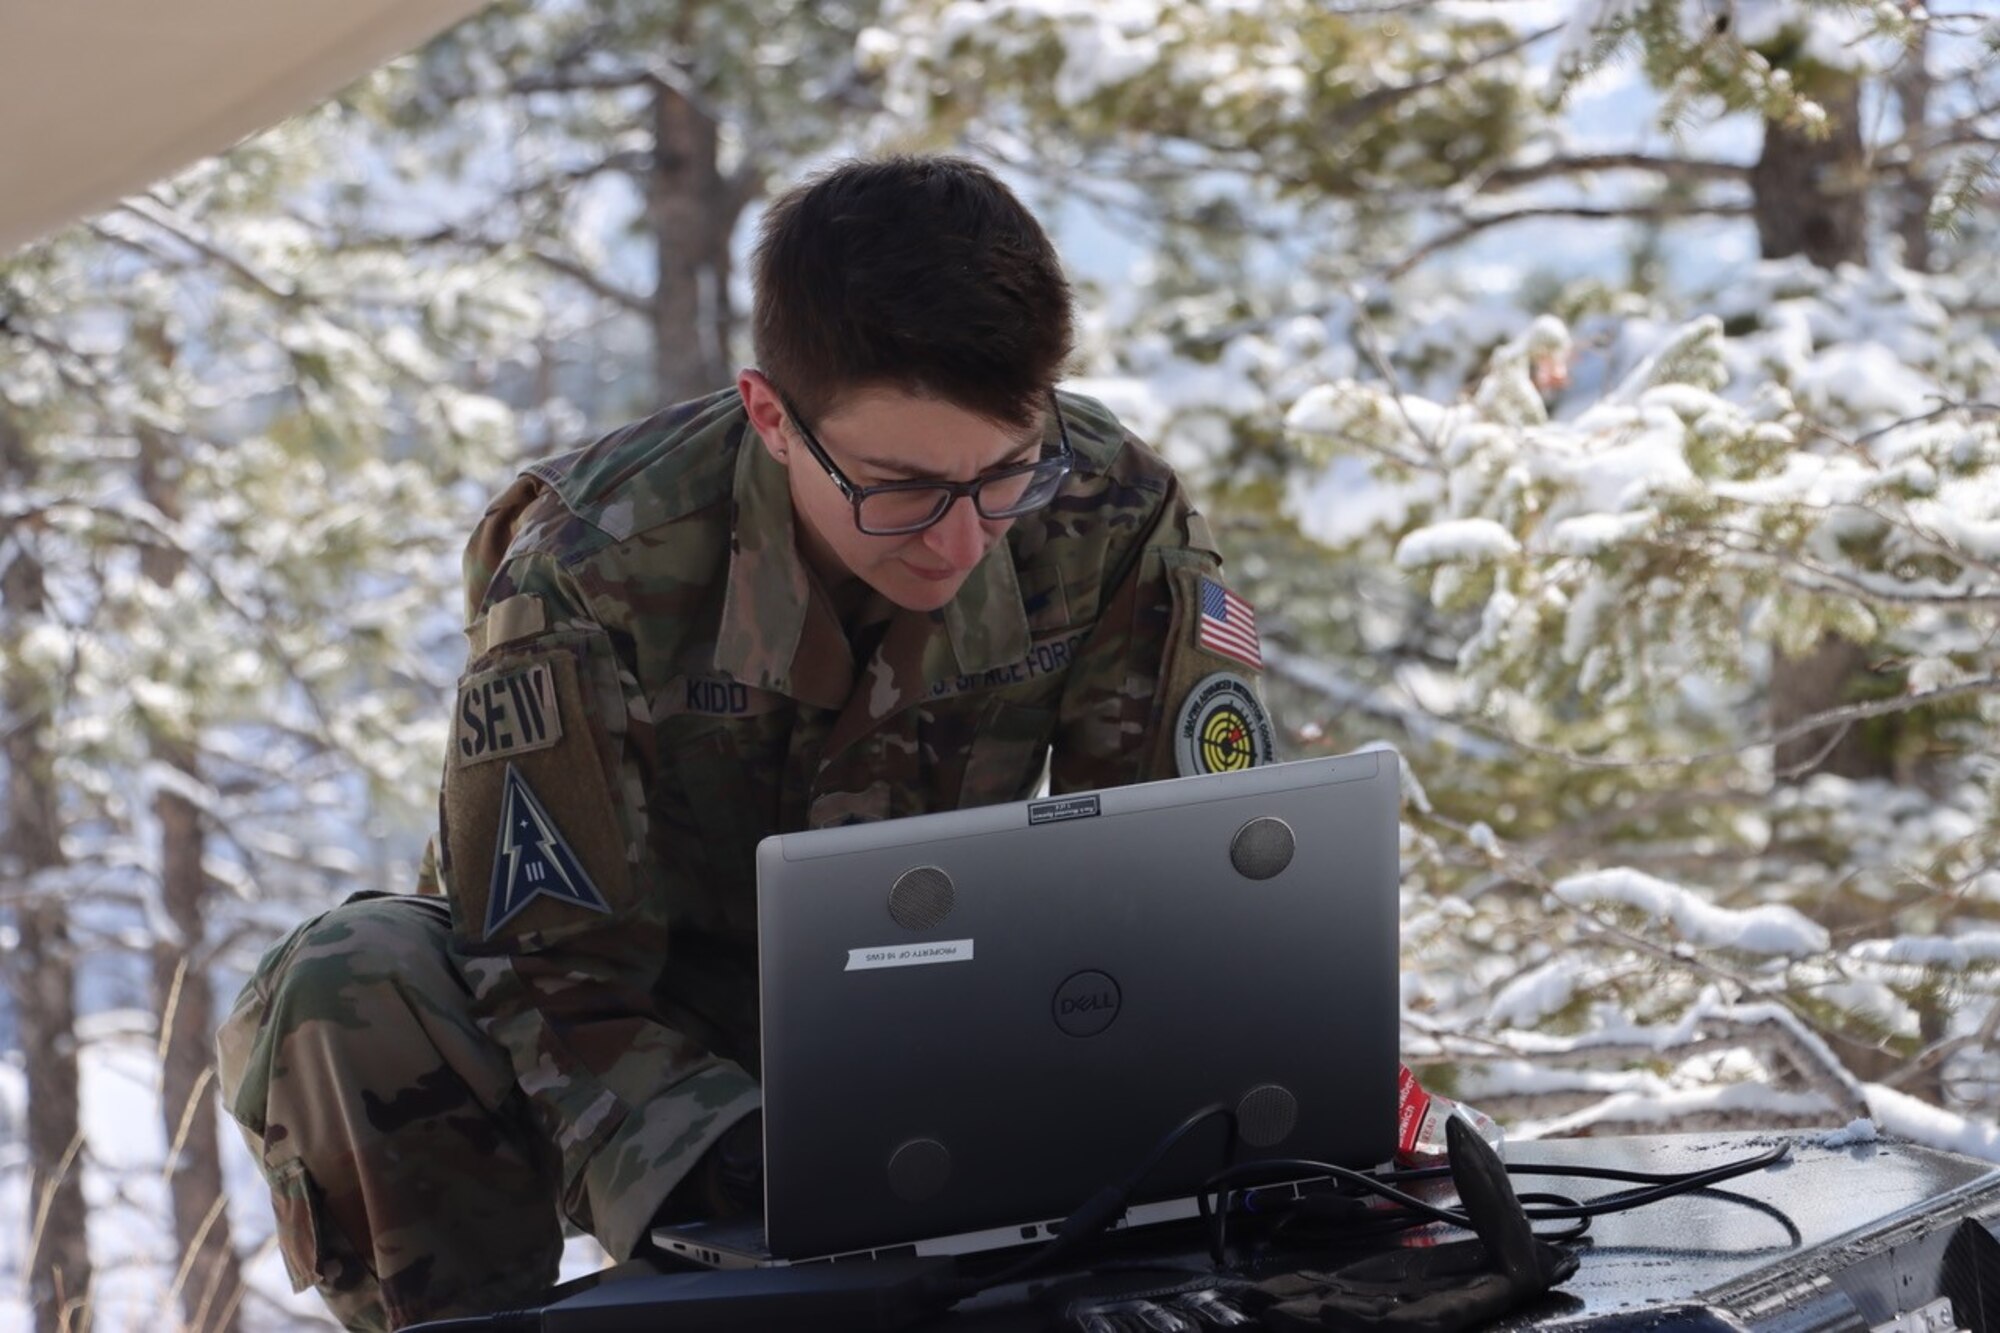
[1373,1156,1780,1187]
[1491,1145,1791,1220]
[1577,1184,1805,1254]
[1202,1157,1583,1262]
[1260,1187,1590,1250]
[1200,1142,1791,1264]
[1241,1143,1793,1220]
[938,1102,1241,1301]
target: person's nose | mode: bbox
[923,495,986,569]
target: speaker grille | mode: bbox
[888,866,955,930]
[887,1138,952,1203]
[1237,1084,1299,1148]
[1230,817,1295,881]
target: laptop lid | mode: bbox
[755,749,1401,1260]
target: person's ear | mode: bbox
[737,369,790,463]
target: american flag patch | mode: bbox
[1197,577,1262,671]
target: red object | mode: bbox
[1396,1063,1504,1166]
[1397,1064,1433,1159]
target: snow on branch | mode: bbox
[1287,294,2000,730]
[1553,868,1830,956]
[1852,933,2000,970]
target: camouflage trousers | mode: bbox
[216,893,569,1332]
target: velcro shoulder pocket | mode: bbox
[1152,559,1277,777]
[441,630,637,954]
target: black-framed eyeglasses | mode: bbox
[775,388,1074,536]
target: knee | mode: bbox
[219,897,460,1131]
[271,897,460,1016]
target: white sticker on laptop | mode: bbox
[845,939,976,972]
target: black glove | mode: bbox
[1051,1273,1264,1331]
[1242,1114,1577,1332]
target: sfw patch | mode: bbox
[1196,577,1263,671]
[486,763,611,937]
[458,660,562,765]
[1174,672,1276,776]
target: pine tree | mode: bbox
[866,0,2000,1139]
[1,403,94,1333]
[349,0,882,411]
[1,106,529,1325]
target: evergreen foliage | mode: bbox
[2,0,1998,1324]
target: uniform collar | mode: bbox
[713,430,1031,712]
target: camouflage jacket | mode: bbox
[433,388,1275,1257]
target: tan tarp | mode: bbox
[0,0,490,254]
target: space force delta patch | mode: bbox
[485,763,610,937]
[1174,672,1276,777]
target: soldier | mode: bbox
[216,155,1277,1331]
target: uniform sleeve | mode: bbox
[436,508,759,1260]
[1049,472,1279,793]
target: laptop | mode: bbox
[652,748,1401,1268]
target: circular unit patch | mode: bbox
[1174,672,1276,777]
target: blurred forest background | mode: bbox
[2,0,1998,1327]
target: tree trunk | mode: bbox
[1893,32,1934,273]
[1769,634,1884,781]
[1,412,95,1333]
[1753,74,1894,785]
[136,428,247,1333]
[648,82,732,404]
[1749,78,1867,269]
[1752,72,1947,1085]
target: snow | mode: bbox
[1286,382,1460,449]
[1811,981,1918,1040]
[1560,574,1617,664]
[1527,413,1697,514]
[1545,510,1656,556]
[1553,868,1831,956]
[1852,933,2000,970]
[1791,342,1944,426]
[1287,456,1443,551]
[1866,1084,2000,1161]
[1817,1118,1880,1149]
[1461,1059,1672,1101]
[1053,16,1161,107]
[1515,1080,1832,1139]
[1490,958,1585,1028]
[1511,1082,2000,1163]
[1394,518,1522,567]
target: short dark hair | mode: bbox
[751,155,1074,431]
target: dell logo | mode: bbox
[1053,970,1121,1037]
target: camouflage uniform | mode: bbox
[216,389,1275,1330]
